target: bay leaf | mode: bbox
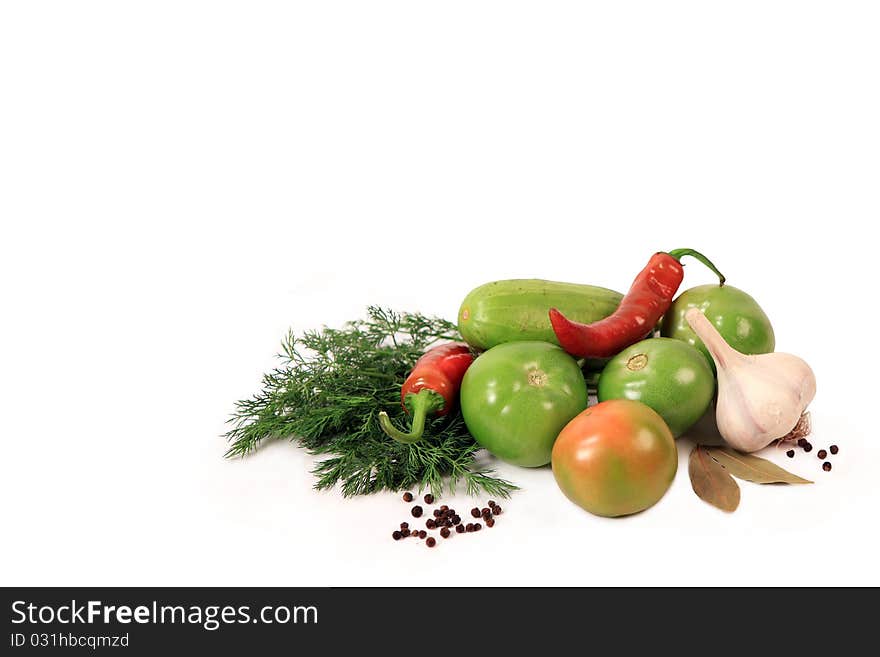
[689,445,740,512]
[708,447,813,485]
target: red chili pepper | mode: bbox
[378,342,474,444]
[549,248,725,359]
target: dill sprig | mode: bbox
[224,306,517,498]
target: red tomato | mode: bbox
[551,399,678,517]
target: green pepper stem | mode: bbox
[666,248,726,286]
[378,389,445,444]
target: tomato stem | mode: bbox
[378,389,445,444]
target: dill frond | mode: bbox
[224,306,517,498]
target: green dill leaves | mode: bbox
[224,307,517,498]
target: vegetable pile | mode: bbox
[227,247,826,517]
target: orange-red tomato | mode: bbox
[551,399,677,517]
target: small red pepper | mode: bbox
[549,248,725,359]
[378,342,474,444]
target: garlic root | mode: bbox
[780,411,812,444]
[685,308,816,453]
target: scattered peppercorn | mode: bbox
[797,438,807,447]
[803,443,813,453]
[394,499,508,546]
[817,449,827,459]
[830,445,839,455]
[786,450,795,458]
[823,462,832,472]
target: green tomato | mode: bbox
[460,341,588,467]
[661,284,775,371]
[597,338,714,438]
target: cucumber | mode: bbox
[458,279,623,351]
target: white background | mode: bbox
[2,1,878,586]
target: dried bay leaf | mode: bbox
[708,447,813,485]
[689,445,740,512]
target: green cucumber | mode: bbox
[458,279,623,351]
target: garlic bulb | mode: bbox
[685,308,816,453]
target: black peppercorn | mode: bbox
[411,506,423,518]
[481,507,491,517]
[433,509,442,518]
[401,528,410,537]
[817,449,827,459]
[465,523,474,532]
[403,492,414,502]
[492,506,502,515]
[426,537,436,547]
[400,522,409,530]
[451,515,461,525]
[786,450,795,458]
[470,508,480,518]
[425,519,436,529]
[473,523,482,531]
[803,443,813,453]
[486,518,495,528]
[440,505,449,512]
[488,500,496,507]
[424,494,435,504]
[440,527,451,538]
[393,531,402,540]
[455,524,465,533]
[797,438,807,447]
[823,462,832,472]
[830,445,839,455]
[419,530,427,539]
